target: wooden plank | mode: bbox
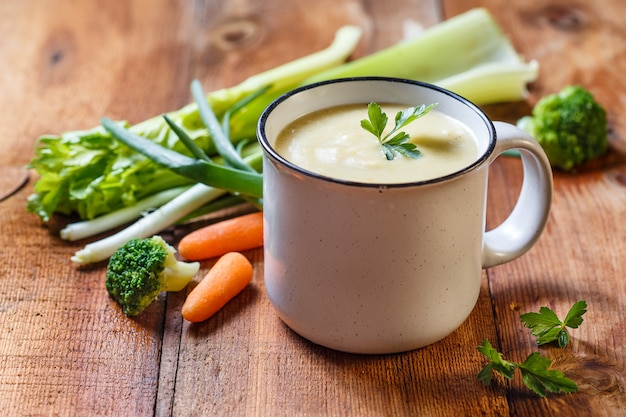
[0,191,165,415]
[443,0,626,153]
[444,1,626,414]
[165,1,509,416]
[0,1,195,164]
[170,259,506,416]
[484,159,626,415]
[1,0,624,415]
[0,0,196,415]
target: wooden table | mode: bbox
[1,0,625,415]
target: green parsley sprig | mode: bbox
[477,340,579,398]
[477,300,587,397]
[520,300,587,348]
[360,102,437,160]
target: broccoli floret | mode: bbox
[105,235,199,316]
[517,85,609,171]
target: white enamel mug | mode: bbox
[257,77,553,354]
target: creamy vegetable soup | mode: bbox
[275,103,479,183]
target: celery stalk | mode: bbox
[62,142,263,241]
[69,148,264,264]
[59,185,191,241]
[70,183,226,265]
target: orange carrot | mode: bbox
[182,252,253,323]
[178,211,264,261]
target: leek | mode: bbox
[304,7,538,104]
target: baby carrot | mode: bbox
[182,252,253,323]
[178,211,263,261]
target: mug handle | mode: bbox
[482,121,554,268]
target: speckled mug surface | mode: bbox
[257,78,553,354]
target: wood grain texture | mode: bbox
[444,1,626,415]
[170,266,504,416]
[444,0,626,153]
[0,0,625,415]
[0,166,29,202]
[0,0,192,415]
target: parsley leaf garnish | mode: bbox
[520,300,587,347]
[360,102,437,160]
[477,340,579,398]
[477,340,516,384]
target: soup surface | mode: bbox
[275,103,479,183]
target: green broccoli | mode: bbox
[517,85,609,171]
[105,235,199,316]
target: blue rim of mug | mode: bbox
[257,76,497,188]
